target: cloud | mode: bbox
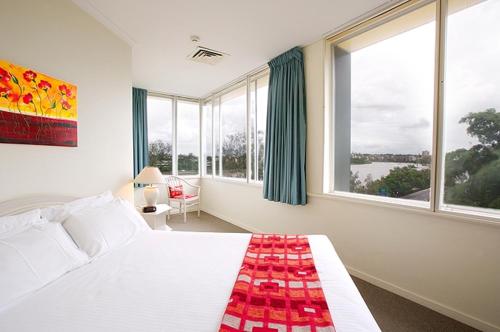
[402,118,430,129]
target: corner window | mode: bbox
[220,85,247,179]
[147,96,173,174]
[250,74,269,181]
[146,95,199,176]
[202,101,213,176]
[176,100,200,176]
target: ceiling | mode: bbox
[73,0,389,98]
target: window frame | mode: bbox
[201,67,270,185]
[324,0,500,221]
[146,92,201,178]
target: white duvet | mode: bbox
[0,231,380,332]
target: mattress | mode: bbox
[0,231,380,332]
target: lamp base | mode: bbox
[143,185,159,207]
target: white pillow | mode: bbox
[62,199,145,258]
[41,191,114,223]
[0,220,89,309]
[115,198,150,231]
[0,209,42,239]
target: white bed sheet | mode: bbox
[0,231,380,332]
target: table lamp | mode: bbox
[134,166,165,208]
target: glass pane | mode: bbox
[147,96,173,174]
[203,102,213,176]
[221,85,247,179]
[177,100,199,176]
[441,0,500,214]
[213,99,220,176]
[256,75,269,181]
[333,2,436,204]
[250,81,256,180]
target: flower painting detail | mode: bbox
[0,60,77,147]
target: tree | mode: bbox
[459,108,500,147]
[365,166,430,198]
[222,132,246,177]
[350,166,430,198]
[445,108,500,209]
[148,139,172,174]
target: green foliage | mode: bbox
[445,108,500,210]
[459,108,500,147]
[222,132,246,178]
[351,156,371,165]
[148,140,172,174]
[351,166,430,198]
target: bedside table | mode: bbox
[136,204,173,231]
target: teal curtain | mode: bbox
[133,87,149,178]
[263,47,307,205]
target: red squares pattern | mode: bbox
[219,234,335,332]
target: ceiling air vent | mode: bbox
[187,46,227,65]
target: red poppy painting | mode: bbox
[0,60,77,147]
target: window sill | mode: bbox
[309,192,500,227]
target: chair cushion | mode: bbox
[168,185,184,198]
[170,194,196,200]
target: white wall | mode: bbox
[0,0,133,201]
[201,40,500,332]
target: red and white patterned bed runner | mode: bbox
[219,234,335,332]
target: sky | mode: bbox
[350,0,500,155]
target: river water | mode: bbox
[351,162,429,182]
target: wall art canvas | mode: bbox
[0,59,77,147]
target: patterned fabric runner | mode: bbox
[219,234,335,332]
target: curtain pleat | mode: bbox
[263,47,307,205]
[132,87,149,178]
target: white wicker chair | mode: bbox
[165,176,200,222]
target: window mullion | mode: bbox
[431,0,447,212]
[172,97,178,176]
[246,77,251,183]
[218,97,223,177]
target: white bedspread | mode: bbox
[0,231,380,332]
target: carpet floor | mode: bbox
[166,212,479,332]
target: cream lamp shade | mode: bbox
[134,167,165,207]
[134,166,165,185]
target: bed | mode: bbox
[0,195,380,332]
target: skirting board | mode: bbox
[201,208,499,332]
[347,266,499,332]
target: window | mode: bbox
[213,98,221,176]
[250,74,269,181]
[146,95,199,176]
[177,100,200,176]
[202,101,213,176]
[220,84,247,179]
[329,0,500,219]
[332,1,436,206]
[147,96,173,174]
[441,0,500,215]
[202,69,269,182]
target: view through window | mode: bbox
[250,75,269,181]
[333,2,436,204]
[177,100,200,176]
[441,0,500,213]
[220,85,247,179]
[203,72,269,182]
[147,96,173,174]
[203,101,213,175]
